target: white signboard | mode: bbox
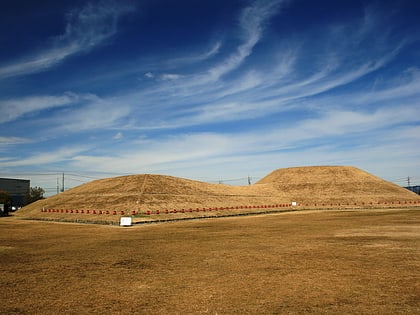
[291,201,297,207]
[120,217,132,227]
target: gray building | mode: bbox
[0,178,30,208]
[405,185,420,195]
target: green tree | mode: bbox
[26,186,45,204]
[0,190,12,215]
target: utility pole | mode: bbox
[407,176,411,188]
[56,176,59,194]
[61,172,65,192]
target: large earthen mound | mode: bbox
[17,166,420,220]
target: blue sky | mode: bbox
[1,0,419,194]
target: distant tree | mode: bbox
[0,190,12,215]
[26,186,45,204]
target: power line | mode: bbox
[65,173,102,179]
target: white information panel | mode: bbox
[120,217,132,227]
[291,201,297,207]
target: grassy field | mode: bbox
[1,208,419,314]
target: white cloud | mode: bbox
[48,97,131,133]
[0,92,132,135]
[125,0,284,96]
[354,67,420,104]
[144,72,154,79]
[0,46,78,79]
[205,0,283,82]
[59,1,133,48]
[2,103,417,186]
[0,93,80,123]
[200,41,222,60]
[68,111,420,184]
[71,103,417,171]
[160,73,183,81]
[0,146,87,168]
[113,132,123,140]
[0,1,134,79]
[165,41,222,66]
[113,4,409,132]
[0,136,30,145]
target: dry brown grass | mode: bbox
[1,208,419,314]
[16,166,420,223]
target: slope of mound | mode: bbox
[17,166,420,220]
[256,166,418,204]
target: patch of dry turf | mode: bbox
[1,208,419,314]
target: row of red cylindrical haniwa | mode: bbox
[41,200,419,216]
[144,200,420,215]
[145,204,300,215]
[41,204,296,216]
[303,200,420,207]
[41,209,137,215]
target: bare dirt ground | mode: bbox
[1,208,419,314]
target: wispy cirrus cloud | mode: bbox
[117,56,416,132]
[122,6,412,131]
[159,73,184,81]
[0,91,132,135]
[0,146,88,168]
[1,0,418,187]
[161,41,222,67]
[0,1,134,79]
[37,95,132,134]
[140,0,284,89]
[205,0,284,82]
[0,93,80,124]
[124,4,408,129]
[66,102,419,177]
[0,136,30,146]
